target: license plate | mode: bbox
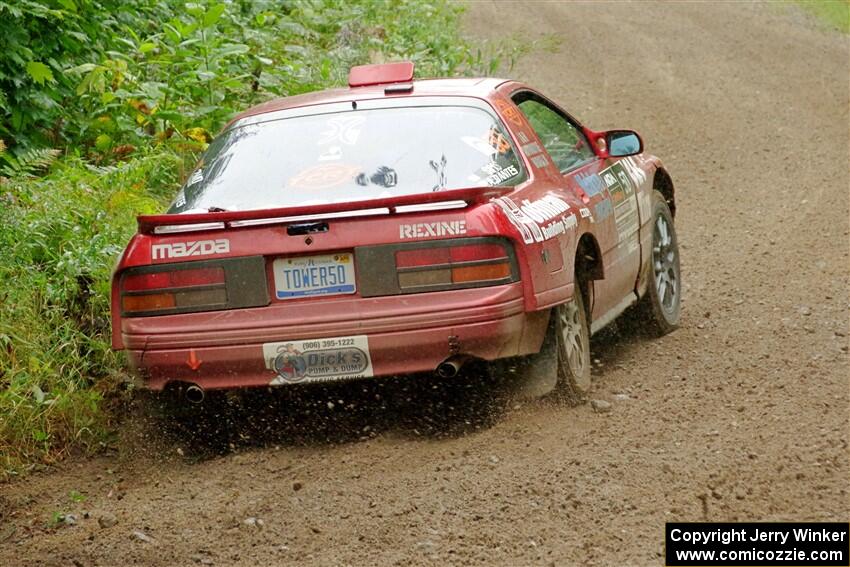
[273,252,356,300]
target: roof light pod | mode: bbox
[348,61,414,89]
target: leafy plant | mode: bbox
[0,0,531,474]
[0,142,61,178]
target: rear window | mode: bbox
[168,105,526,213]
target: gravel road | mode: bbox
[2,2,848,566]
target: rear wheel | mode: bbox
[636,190,681,335]
[554,283,591,403]
[502,278,592,403]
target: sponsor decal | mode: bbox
[600,162,639,244]
[621,156,647,188]
[494,194,573,244]
[173,189,187,208]
[594,199,613,222]
[187,169,204,186]
[531,154,550,169]
[521,142,543,157]
[263,335,373,385]
[638,191,652,220]
[483,163,520,186]
[517,131,530,144]
[495,99,525,127]
[575,171,605,196]
[539,212,576,241]
[399,220,467,239]
[151,238,229,260]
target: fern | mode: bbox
[0,147,61,178]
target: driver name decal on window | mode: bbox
[482,162,520,186]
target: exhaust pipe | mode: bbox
[185,384,205,404]
[436,357,466,378]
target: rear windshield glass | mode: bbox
[168,105,526,213]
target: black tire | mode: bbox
[636,190,681,335]
[554,283,592,404]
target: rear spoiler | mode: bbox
[136,186,512,235]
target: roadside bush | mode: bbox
[0,0,536,474]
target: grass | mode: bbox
[0,0,532,477]
[795,0,850,33]
[0,151,182,473]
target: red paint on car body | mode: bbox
[111,62,670,392]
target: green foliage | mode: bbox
[0,0,530,474]
[0,150,180,470]
[0,144,62,178]
[794,0,850,33]
[2,0,517,159]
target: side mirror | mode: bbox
[607,130,643,157]
[582,127,644,158]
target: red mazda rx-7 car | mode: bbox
[111,61,681,404]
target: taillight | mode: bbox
[355,237,518,297]
[119,257,269,317]
[122,267,225,292]
[395,242,512,289]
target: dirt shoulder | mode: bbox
[2,2,848,566]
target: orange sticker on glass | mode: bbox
[488,127,511,155]
[288,164,361,190]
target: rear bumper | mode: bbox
[123,283,547,391]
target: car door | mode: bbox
[510,91,642,322]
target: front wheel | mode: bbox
[636,190,681,335]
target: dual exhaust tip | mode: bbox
[436,356,467,379]
[185,384,205,404]
[179,356,466,403]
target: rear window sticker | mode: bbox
[488,127,512,155]
[187,169,204,186]
[483,162,520,186]
[462,134,497,156]
[318,145,343,161]
[289,163,362,190]
[173,189,187,208]
[317,115,365,146]
[356,166,398,188]
[430,155,448,191]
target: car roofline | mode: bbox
[224,77,513,130]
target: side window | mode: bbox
[515,98,595,172]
